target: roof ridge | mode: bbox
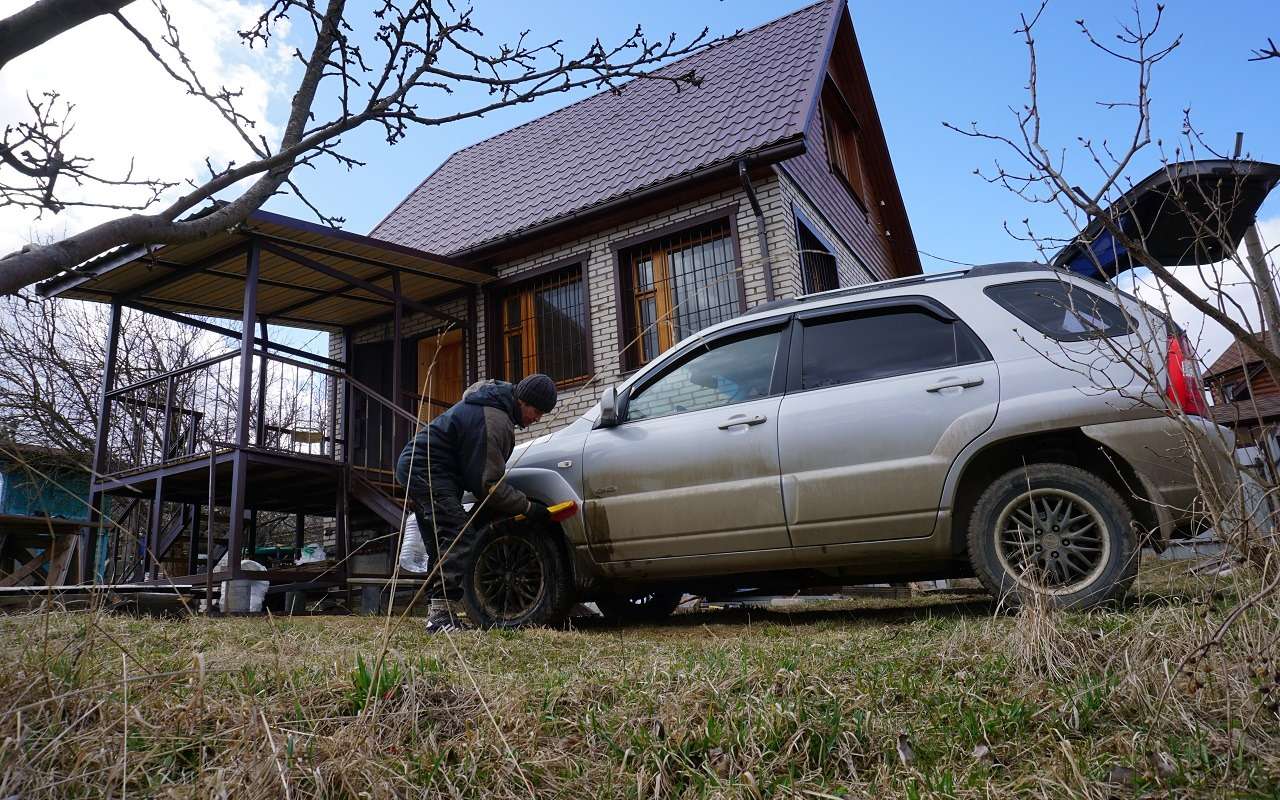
[437,0,832,167]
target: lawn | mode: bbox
[1,561,1277,799]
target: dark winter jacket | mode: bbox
[396,380,531,516]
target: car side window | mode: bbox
[626,330,782,422]
[984,280,1132,341]
[800,308,987,390]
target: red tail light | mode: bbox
[1165,333,1209,417]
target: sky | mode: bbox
[1,0,1277,362]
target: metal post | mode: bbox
[391,272,403,450]
[1234,134,1280,357]
[206,450,216,614]
[226,239,261,581]
[294,512,305,560]
[188,504,202,576]
[84,302,122,584]
[255,319,269,447]
[1244,225,1280,357]
[467,290,479,384]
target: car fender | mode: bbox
[502,466,587,545]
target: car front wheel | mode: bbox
[461,522,573,629]
[967,463,1138,610]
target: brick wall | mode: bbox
[348,175,844,441]
[334,169,881,445]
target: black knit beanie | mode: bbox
[515,373,557,413]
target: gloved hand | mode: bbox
[525,500,551,524]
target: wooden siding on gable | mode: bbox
[781,103,894,282]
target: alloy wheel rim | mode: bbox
[473,535,545,620]
[993,488,1110,596]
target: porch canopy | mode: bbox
[36,209,490,330]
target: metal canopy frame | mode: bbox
[53,212,486,596]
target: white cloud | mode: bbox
[0,0,294,255]
[1121,215,1280,368]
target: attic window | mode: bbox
[821,79,872,209]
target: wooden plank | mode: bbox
[0,548,52,587]
[49,536,77,585]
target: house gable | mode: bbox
[778,4,921,280]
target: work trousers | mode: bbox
[395,461,485,601]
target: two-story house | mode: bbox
[348,0,921,438]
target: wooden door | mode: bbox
[415,330,466,422]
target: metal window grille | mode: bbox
[798,221,839,293]
[498,268,589,385]
[623,221,739,368]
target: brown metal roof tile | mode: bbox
[372,0,834,254]
[1205,334,1271,378]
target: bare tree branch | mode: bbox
[0,0,134,71]
[0,0,726,294]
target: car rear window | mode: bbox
[799,308,988,390]
[984,280,1132,341]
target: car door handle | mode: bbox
[926,376,985,392]
[718,414,768,429]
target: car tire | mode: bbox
[967,463,1138,611]
[461,522,574,629]
[596,589,683,623]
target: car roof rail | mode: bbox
[964,261,1058,278]
[791,268,970,304]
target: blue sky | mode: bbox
[274,0,1279,272]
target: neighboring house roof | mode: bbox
[1209,394,1280,427]
[372,0,836,256]
[1205,333,1271,379]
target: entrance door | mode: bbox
[414,329,466,422]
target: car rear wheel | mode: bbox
[461,523,573,629]
[967,463,1138,610]
[596,589,683,623]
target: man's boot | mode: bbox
[424,598,469,633]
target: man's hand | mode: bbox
[525,500,552,524]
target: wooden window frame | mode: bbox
[821,77,872,212]
[611,211,748,372]
[485,257,592,388]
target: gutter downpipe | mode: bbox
[738,159,776,302]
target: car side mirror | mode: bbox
[597,384,619,428]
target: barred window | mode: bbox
[797,218,838,294]
[495,267,589,385]
[621,220,741,368]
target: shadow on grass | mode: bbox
[572,592,996,633]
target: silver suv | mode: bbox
[458,263,1235,628]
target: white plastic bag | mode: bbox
[212,554,269,612]
[398,513,430,573]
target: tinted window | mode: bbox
[985,280,1132,341]
[800,309,986,390]
[626,330,781,421]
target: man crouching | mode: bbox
[395,374,557,631]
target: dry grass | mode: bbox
[1,560,1278,799]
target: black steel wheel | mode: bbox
[461,522,572,629]
[596,589,683,623]
[968,463,1138,610]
